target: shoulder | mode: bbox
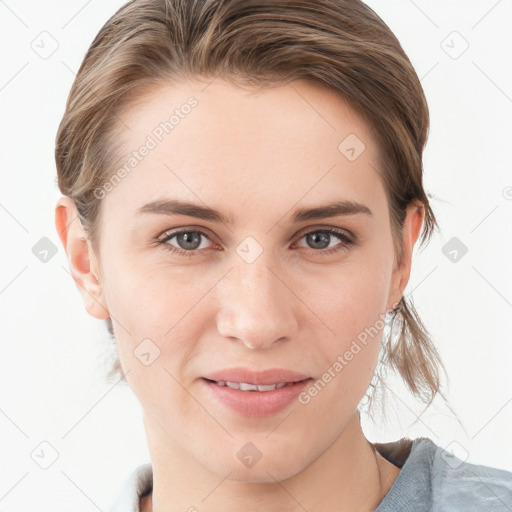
[428,439,512,510]
[108,463,153,512]
[375,437,512,512]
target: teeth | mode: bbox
[217,381,291,391]
[239,382,260,391]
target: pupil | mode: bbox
[178,231,200,249]
[308,231,329,249]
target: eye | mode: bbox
[155,226,356,257]
[156,229,214,257]
[293,227,355,256]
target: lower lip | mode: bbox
[202,378,312,418]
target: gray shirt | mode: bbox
[108,436,512,511]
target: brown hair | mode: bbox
[55,0,451,417]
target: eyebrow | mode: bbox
[136,199,373,225]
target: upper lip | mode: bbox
[203,367,312,385]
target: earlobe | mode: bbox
[55,196,110,320]
[387,201,425,312]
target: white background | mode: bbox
[1,0,511,510]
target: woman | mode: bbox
[54,0,512,510]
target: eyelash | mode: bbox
[155,227,355,258]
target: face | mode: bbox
[57,77,422,483]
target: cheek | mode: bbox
[297,247,392,394]
[298,267,388,417]
[102,250,202,331]
[102,256,216,382]
[106,263,202,422]
[302,257,391,340]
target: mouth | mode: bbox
[201,376,313,417]
[202,378,309,392]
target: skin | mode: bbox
[55,78,423,511]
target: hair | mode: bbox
[55,0,452,419]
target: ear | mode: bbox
[55,196,110,320]
[387,201,425,312]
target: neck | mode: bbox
[141,411,400,512]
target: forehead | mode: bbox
[104,78,387,219]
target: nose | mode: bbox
[216,259,299,350]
